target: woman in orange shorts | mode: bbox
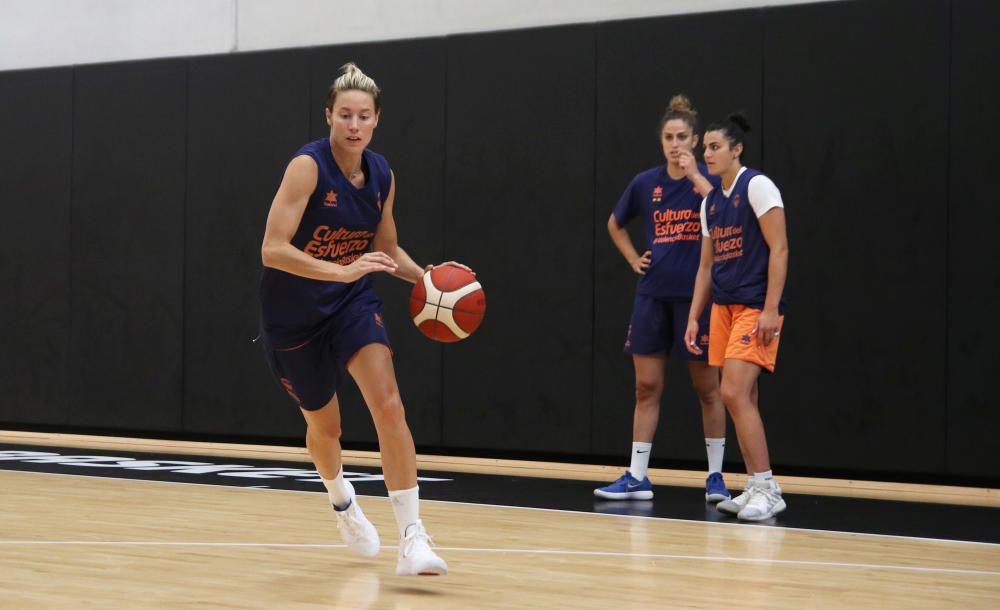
[684,112,789,521]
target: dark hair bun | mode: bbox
[728,112,751,132]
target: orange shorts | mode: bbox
[708,304,784,372]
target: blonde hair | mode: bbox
[326,62,381,112]
[659,94,698,132]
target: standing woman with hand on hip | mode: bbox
[259,63,447,575]
[595,95,731,504]
[685,112,789,521]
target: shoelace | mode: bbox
[337,511,364,536]
[735,485,753,504]
[401,530,434,558]
[748,487,778,509]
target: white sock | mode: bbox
[322,467,353,510]
[705,438,725,475]
[629,442,652,481]
[388,485,420,537]
[751,470,774,484]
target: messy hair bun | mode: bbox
[659,93,698,132]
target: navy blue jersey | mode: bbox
[613,164,720,299]
[259,139,391,348]
[702,167,786,312]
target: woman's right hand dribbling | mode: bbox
[337,251,398,282]
[631,250,652,275]
[683,319,702,355]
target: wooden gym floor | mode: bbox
[1,431,998,609]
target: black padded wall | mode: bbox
[946,0,999,479]
[70,60,187,430]
[308,39,448,447]
[442,25,596,453]
[1,1,997,483]
[183,50,310,438]
[761,0,950,474]
[0,68,73,425]
[592,10,764,464]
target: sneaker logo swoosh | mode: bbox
[627,483,644,489]
[636,450,649,454]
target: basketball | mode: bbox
[409,263,486,343]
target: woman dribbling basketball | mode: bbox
[259,62,447,575]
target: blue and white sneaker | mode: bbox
[705,472,731,503]
[594,471,653,500]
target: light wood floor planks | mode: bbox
[1,466,999,608]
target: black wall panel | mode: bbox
[0,68,73,424]
[442,26,595,453]
[946,0,1000,479]
[70,60,187,430]
[762,0,949,473]
[3,1,997,483]
[592,11,763,464]
[309,39,448,447]
[184,51,310,439]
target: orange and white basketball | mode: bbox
[409,263,486,343]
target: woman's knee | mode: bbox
[369,391,406,426]
[719,381,749,412]
[307,418,342,442]
[691,378,720,405]
[634,377,662,404]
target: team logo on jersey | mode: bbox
[652,186,663,203]
[732,194,741,208]
[700,334,709,346]
[374,313,384,328]
[324,191,338,207]
[708,202,717,217]
[740,334,752,345]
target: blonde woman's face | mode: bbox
[325,90,379,152]
[661,119,697,165]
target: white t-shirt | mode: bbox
[700,167,784,237]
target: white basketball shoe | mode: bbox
[737,479,787,521]
[396,520,448,576]
[717,480,753,515]
[333,483,380,558]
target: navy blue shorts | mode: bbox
[624,295,710,361]
[261,301,391,411]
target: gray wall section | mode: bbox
[70,59,187,430]
[442,25,595,453]
[946,0,999,479]
[761,0,950,473]
[0,0,997,482]
[183,50,311,439]
[0,68,73,425]
[592,9,763,463]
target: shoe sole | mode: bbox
[594,490,654,500]
[705,492,731,503]
[716,500,743,515]
[397,565,448,576]
[347,545,380,558]
[737,499,787,521]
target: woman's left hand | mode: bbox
[424,261,475,275]
[752,309,781,348]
